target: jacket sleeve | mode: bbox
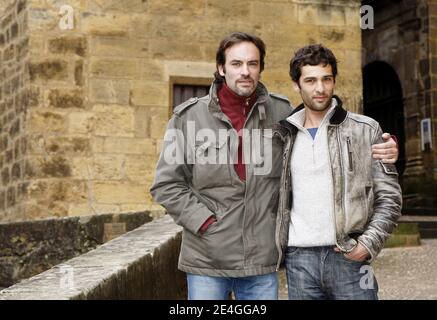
[150,114,215,234]
[358,125,403,262]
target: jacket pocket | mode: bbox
[192,138,232,189]
[197,193,219,214]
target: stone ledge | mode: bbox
[0,215,185,299]
[0,211,156,287]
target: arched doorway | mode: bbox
[363,61,406,179]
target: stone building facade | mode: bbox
[362,0,437,212]
[0,0,363,222]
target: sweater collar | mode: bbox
[286,97,338,131]
[217,83,257,116]
[280,95,348,133]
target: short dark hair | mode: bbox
[289,44,338,83]
[214,32,266,82]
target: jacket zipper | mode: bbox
[328,127,342,251]
[241,98,265,268]
[346,136,353,171]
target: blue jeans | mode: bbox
[285,246,378,300]
[187,273,278,300]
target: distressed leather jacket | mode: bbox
[275,95,402,267]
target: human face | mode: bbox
[293,64,335,113]
[218,41,261,97]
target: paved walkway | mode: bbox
[279,239,437,300]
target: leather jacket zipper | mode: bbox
[346,136,353,171]
[276,137,292,271]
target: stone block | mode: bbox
[2,168,10,185]
[103,222,126,242]
[11,162,21,180]
[91,37,149,58]
[0,191,5,211]
[29,60,69,81]
[250,2,296,22]
[93,182,147,204]
[17,182,28,201]
[149,0,204,16]
[82,13,131,37]
[48,180,87,203]
[87,0,148,13]
[89,79,130,105]
[130,81,168,106]
[345,5,361,27]
[10,22,18,39]
[68,112,95,134]
[48,89,84,109]
[149,110,169,140]
[297,4,319,25]
[124,155,154,182]
[75,60,84,86]
[28,34,45,57]
[134,107,150,138]
[67,202,94,216]
[8,119,20,137]
[119,203,149,214]
[90,58,140,78]
[6,186,16,207]
[93,104,135,137]
[28,8,58,31]
[71,157,93,179]
[149,39,203,60]
[39,155,72,178]
[17,0,26,14]
[28,110,67,134]
[1,12,13,29]
[3,44,15,61]
[48,36,87,57]
[206,0,248,18]
[44,136,91,156]
[92,154,125,180]
[27,180,48,199]
[103,137,156,155]
[91,137,105,153]
[430,3,437,18]
[5,149,13,163]
[17,38,29,60]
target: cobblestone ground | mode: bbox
[278,239,437,300]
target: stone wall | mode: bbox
[0,215,186,299]
[0,0,29,221]
[363,0,437,210]
[0,0,364,222]
[0,209,154,288]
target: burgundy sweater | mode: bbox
[217,83,257,181]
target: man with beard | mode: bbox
[151,33,399,300]
[277,44,402,300]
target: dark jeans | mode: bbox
[285,246,378,300]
